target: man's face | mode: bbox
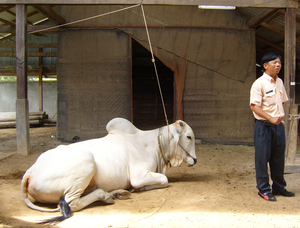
[263,57,282,77]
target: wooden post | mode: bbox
[39,48,43,112]
[284,3,297,164]
[16,4,30,155]
[286,105,298,164]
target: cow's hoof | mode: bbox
[109,190,131,200]
[104,197,115,204]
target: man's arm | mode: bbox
[250,104,282,125]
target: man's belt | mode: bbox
[263,120,275,127]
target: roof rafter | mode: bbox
[0,0,297,8]
[33,5,65,25]
[248,9,279,28]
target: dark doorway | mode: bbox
[131,39,174,130]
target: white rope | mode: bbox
[140,4,169,126]
[28,4,141,34]
[289,114,300,120]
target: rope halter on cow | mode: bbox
[157,134,171,168]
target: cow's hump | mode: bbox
[106,118,139,135]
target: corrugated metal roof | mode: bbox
[0,4,299,73]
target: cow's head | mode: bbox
[169,120,197,167]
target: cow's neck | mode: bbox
[157,126,173,167]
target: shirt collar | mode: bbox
[263,72,277,84]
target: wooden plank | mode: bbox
[0,121,16,127]
[0,119,42,127]
[0,25,58,33]
[284,7,297,165]
[0,116,40,122]
[0,52,57,57]
[15,4,30,155]
[39,48,43,112]
[33,5,66,25]
[256,35,284,51]
[0,16,16,26]
[29,111,46,116]
[285,165,300,174]
[16,4,27,100]
[285,8,297,105]
[0,0,296,8]
[256,34,300,59]
[0,43,57,48]
[248,9,278,28]
[286,105,298,164]
[0,72,56,76]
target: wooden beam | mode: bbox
[0,17,16,26]
[39,47,43,112]
[260,22,284,36]
[285,8,296,105]
[261,22,300,44]
[256,35,284,51]
[0,25,13,33]
[278,9,300,23]
[248,9,278,28]
[256,35,300,59]
[16,4,30,155]
[0,0,297,8]
[0,6,15,13]
[0,42,57,48]
[0,52,57,57]
[28,25,58,33]
[33,5,66,25]
[284,6,297,165]
[0,25,58,33]
[16,5,27,100]
[0,72,56,76]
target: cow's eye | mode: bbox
[187,136,192,140]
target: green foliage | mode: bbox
[0,76,57,82]
[0,76,16,81]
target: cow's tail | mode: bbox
[21,172,60,213]
[38,196,72,224]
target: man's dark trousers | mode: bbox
[254,120,286,193]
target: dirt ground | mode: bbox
[0,125,300,228]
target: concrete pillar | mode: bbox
[16,99,30,155]
[16,4,30,155]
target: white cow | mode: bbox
[21,117,197,221]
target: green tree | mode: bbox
[0,76,16,81]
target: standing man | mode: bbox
[250,52,295,201]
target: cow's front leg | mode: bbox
[68,189,114,212]
[130,170,168,192]
[109,189,131,199]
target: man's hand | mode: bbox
[269,116,282,125]
[250,104,283,125]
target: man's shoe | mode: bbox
[272,188,295,197]
[258,191,277,201]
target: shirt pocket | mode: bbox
[265,90,276,105]
[278,89,284,101]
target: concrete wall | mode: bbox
[57,30,130,141]
[57,5,256,143]
[0,81,57,118]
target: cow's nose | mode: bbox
[193,158,197,164]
